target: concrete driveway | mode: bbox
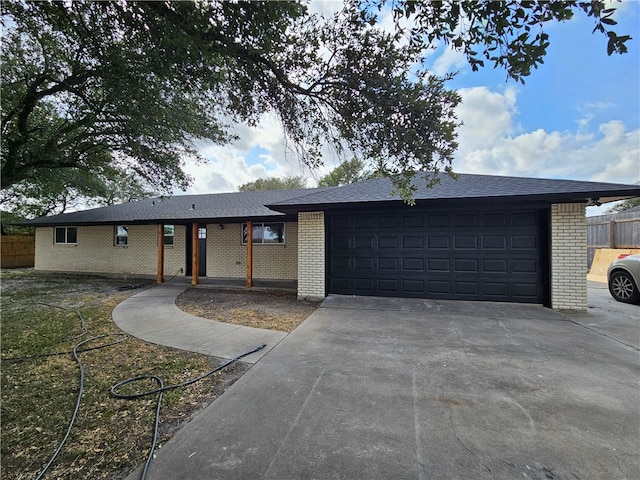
[136,287,639,480]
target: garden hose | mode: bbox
[109,344,266,480]
[15,296,265,480]
[33,334,127,480]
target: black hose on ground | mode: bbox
[20,302,128,480]
[33,334,127,480]
[109,344,266,480]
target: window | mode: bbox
[115,225,128,246]
[55,226,77,244]
[164,225,174,246]
[242,222,285,244]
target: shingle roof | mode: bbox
[268,173,640,212]
[18,173,640,226]
[20,188,327,226]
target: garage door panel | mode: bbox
[330,256,352,272]
[402,236,424,249]
[403,279,425,293]
[379,236,399,248]
[329,277,351,291]
[402,215,424,228]
[402,258,424,271]
[482,236,507,249]
[483,259,508,273]
[455,282,479,296]
[427,280,450,295]
[512,235,537,249]
[512,283,539,299]
[454,236,478,250]
[428,236,449,249]
[354,216,376,229]
[512,212,538,225]
[428,258,450,272]
[378,279,400,293]
[512,259,538,273]
[378,257,399,271]
[379,216,399,228]
[454,213,478,227]
[428,215,450,227]
[454,258,479,273]
[331,235,351,250]
[354,257,375,271]
[354,278,375,293]
[354,235,375,249]
[328,208,546,303]
[483,282,509,297]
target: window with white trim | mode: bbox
[242,222,285,244]
[115,225,128,246]
[55,226,77,244]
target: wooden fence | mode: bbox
[587,209,640,268]
[1,235,35,268]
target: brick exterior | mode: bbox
[35,225,186,276]
[34,222,298,281]
[550,203,587,310]
[297,211,325,300]
[206,222,297,280]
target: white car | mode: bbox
[608,254,640,304]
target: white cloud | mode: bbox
[432,46,468,77]
[454,86,640,184]
[178,114,316,195]
[179,79,637,201]
[307,0,344,17]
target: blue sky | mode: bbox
[183,1,639,214]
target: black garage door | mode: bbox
[327,207,549,304]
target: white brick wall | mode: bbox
[34,225,186,276]
[206,222,298,280]
[297,211,325,300]
[550,203,587,310]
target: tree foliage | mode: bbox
[1,166,154,218]
[1,0,630,208]
[317,158,381,187]
[607,197,640,213]
[238,176,307,192]
[377,0,631,83]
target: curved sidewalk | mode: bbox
[112,284,287,364]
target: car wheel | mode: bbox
[608,270,640,304]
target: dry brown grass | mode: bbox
[176,287,319,333]
[1,270,248,480]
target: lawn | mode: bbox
[1,270,249,480]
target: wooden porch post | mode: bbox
[191,223,199,286]
[246,221,253,287]
[157,224,165,284]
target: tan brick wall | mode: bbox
[206,222,297,280]
[297,211,325,300]
[551,203,587,310]
[34,225,187,276]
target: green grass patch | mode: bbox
[1,270,249,480]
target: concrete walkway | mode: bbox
[122,291,639,480]
[112,284,287,363]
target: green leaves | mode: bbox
[238,176,307,191]
[1,0,631,210]
[380,0,631,84]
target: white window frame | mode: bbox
[54,226,78,245]
[115,225,129,246]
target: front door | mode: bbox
[186,225,207,277]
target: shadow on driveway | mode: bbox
[133,290,639,480]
